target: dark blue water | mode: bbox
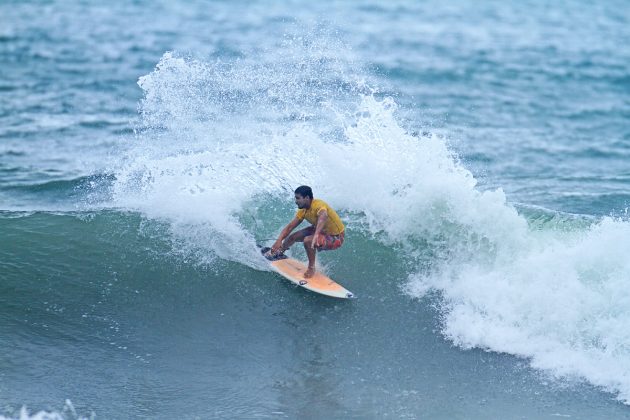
[2,1,630,418]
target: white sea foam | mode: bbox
[406,216,630,403]
[112,36,630,404]
[0,400,92,420]
[112,35,367,268]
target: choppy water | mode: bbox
[2,1,630,419]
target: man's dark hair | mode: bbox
[294,185,313,199]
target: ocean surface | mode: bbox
[1,1,630,418]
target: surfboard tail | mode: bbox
[260,247,288,261]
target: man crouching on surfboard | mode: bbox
[267,185,345,278]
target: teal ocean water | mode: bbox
[2,1,630,418]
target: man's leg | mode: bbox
[303,235,317,278]
[303,231,344,278]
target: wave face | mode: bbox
[104,35,630,406]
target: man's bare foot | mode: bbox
[304,266,315,278]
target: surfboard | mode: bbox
[260,247,354,299]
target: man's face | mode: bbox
[295,193,311,209]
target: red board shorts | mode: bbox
[304,226,345,251]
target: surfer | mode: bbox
[268,185,345,278]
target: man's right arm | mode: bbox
[271,217,301,253]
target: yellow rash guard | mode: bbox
[295,199,344,235]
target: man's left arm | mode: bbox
[311,209,328,249]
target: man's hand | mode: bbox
[311,233,321,249]
[271,239,284,254]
